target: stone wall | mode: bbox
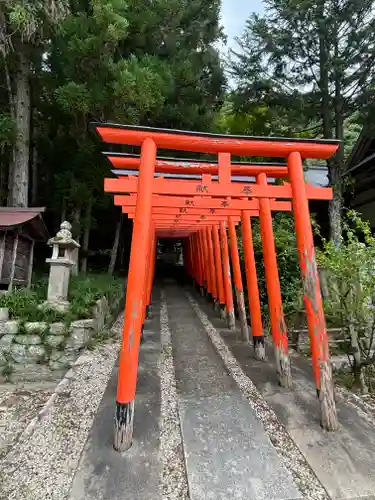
[0,295,121,382]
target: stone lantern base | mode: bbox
[39,299,71,313]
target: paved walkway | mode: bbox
[165,284,302,500]
[69,282,307,500]
[3,279,375,500]
[197,290,375,500]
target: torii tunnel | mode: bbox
[91,123,340,452]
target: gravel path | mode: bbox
[0,382,55,460]
[0,314,122,500]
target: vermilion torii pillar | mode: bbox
[228,215,250,342]
[288,152,338,429]
[241,211,265,360]
[92,123,340,450]
[118,197,279,334]
[113,138,156,451]
[112,170,335,417]
[258,172,292,387]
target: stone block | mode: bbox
[49,322,67,336]
[14,335,42,345]
[49,351,76,370]
[5,321,20,335]
[10,343,27,362]
[0,307,9,321]
[10,343,45,363]
[39,299,70,313]
[67,320,94,350]
[0,334,14,350]
[10,364,65,382]
[93,298,107,332]
[24,322,48,334]
[28,345,46,358]
[46,335,65,348]
[71,319,96,329]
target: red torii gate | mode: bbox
[91,123,340,452]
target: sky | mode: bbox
[220,0,264,49]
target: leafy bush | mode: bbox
[317,211,375,393]
[69,274,123,319]
[0,273,124,323]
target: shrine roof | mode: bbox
[0,207,49,241]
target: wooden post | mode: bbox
[146,229,156,319]
[220,221,235,330]
[27,240,35,289]
[228,216,249,342]
[8,232,19,292]
[212,225,226,319]
[288,151,338,431]
[198,232,206,294]
[241,211,265,360]
[114,138,156,452]
[141,228,153,329]
[0,231,6,282]
[193,234,201,288]
[201,228,212,298]
[206,226,218,309]
[198,231,207,295]
[257,173,292,388]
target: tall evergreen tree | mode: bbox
[19,0,225,269]
[231,0,375,246]
[0,0,69,207]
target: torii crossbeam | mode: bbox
[91,122,340,452]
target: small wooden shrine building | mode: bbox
[0,207,49,290]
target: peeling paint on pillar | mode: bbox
[235,287,250,342]
[288,150,338,431]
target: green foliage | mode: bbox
[317,211,375,391]
[0,0,225,255]
[0,273,123,322]
[54,82,92,114]
[238,214,303,326]
[69,273,123,319]
[1,0,69,47]
[229,0,375,243]
[0,289,41,320]
[0,113,15,151]
[231,0,375,133]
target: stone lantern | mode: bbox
[42,221,80,312]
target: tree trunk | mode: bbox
[348,304,368,394]
[80,198,92,274]
[108,215,122,274]
[72,206,81,275]
[31,116,38,206]
[328,162,342,248]
[328,31,344,248]
[8,46,31,208]
[317,2,343,246]
[318,2,331,139]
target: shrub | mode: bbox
[317,211,375,393]
[0,273,123,323]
